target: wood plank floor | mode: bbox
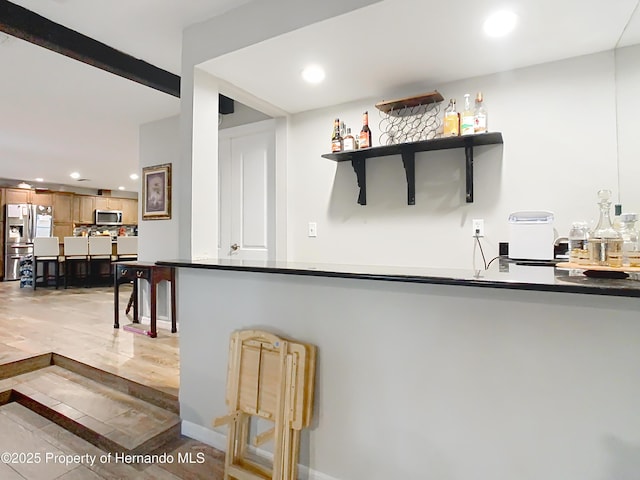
[0,281,225,479]
[0,281,178,396]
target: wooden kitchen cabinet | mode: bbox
[5,188,32,204]
[52,193,74,239]
[52,193,74,223]
[94,197,108,210]
[32,191,53,206]
[95,196,123,211]
[121,198,138,224]
[73,195,95,224]
[53,223,73,239]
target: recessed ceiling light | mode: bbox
[301,65,326,84]
[129,173,139,180]
[35,178,44,182]
[70,172,80,179]
[118,186,125,191]
[483,11,517,37]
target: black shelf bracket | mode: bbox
[465,145,473,203]
[351,158,366,205]
[322,132,503,205]
[400,149,416,205]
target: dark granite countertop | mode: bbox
[156,258,640,298]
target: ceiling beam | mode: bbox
[0,0,180,97]
[0,1,236,112]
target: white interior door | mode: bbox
[218,120,275,260]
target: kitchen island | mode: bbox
[161,258,640,480]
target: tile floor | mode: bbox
[0,281,226,479]
[0,402,225,480]
[4,365,180,453]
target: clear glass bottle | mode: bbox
[618,213,639,265]
[443,99,459,137]
[588,189,623,265]
[473,92,488,134]
[343,127,356,151]
[568,221,589,263]
[460,94,474,136]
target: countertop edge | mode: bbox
[155,260,640,299]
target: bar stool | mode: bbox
[63,237,89,288]
[116,237,138,312]
[33,237,61,290]
[116,236,138,260]
[89,236,113,286]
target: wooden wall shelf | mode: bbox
[321,132,503,205]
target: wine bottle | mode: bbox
[331,118,343,152]
[359,111,372,149]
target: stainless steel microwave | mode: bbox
[94,209,123,225]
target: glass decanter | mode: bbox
[588,189,622,265]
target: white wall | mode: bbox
[616,43,640,210]
[178,0,383,259]
[139,115,180,262]
[174,5,640,480]
[139,115,180,320]
[288,51,618,269]
[219,101,270,130]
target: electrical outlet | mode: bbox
[472,219,485,237]
[308,222,317,237]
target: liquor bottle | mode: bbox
[359,111,372,149]
[473,92,488,134]
[343,127,356,151]
[443,99,459,137]
[460,94,474,136]
[331,118,343,152]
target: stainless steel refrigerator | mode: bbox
[4,204,53,280]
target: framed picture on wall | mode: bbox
[142,163,172,220]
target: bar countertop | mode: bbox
[156,258,640,298]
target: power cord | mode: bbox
[486,255,500,269]
[474,233,487,270]
[474,231,501,270]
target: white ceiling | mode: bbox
[0,0,250,193]
[0,0,639,194]
[201,0,640,114]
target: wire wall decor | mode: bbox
[375,91,444,145]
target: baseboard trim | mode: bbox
[138,315,177,332]
[181,420,227,452]
[180,420,339,480]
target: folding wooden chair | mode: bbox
[214,330,316,480]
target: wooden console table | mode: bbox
[113,261,177,338]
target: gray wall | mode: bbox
[179,268,640,480]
